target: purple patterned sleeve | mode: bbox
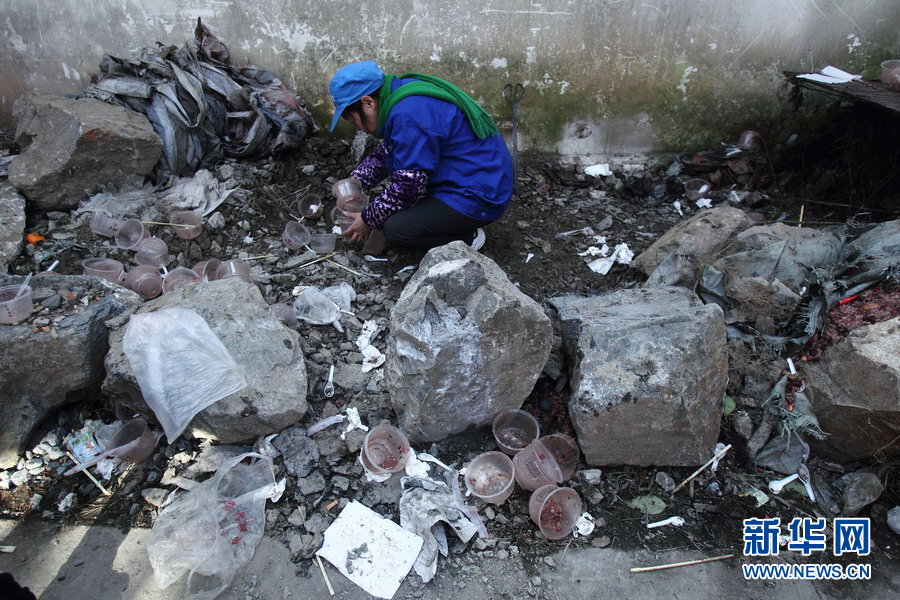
[350,142,389,187]
[361,168,429,229]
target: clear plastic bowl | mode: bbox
[170,210,203,240]
[81,257,124,283]
[465,451,516,505]
[0,284,33,325]
[493,408,540,455]
[528,485,583,540]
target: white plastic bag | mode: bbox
[147,453,281,600]
[123,308,247,443]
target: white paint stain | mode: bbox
[62,63,71,79]
[525,46,536,66]
[708,43,717,50]
[676,66,697,99]
[846,33,861,54]
[491,58,507,69]
[558,81,570,94]
[430,43,442,62]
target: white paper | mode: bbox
[317,501,424,599]
[797,66,861,85]
[584,163,612,177]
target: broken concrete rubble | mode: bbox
[549,287,727,466]
[0,274,143,469]
[385,241,553,443]
[103,277,308,444]
[8,93,162,212]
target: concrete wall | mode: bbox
[2,0,899,161]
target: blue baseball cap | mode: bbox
[328,61,385,132]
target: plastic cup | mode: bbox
[282,221,312,251]
[124,265,163,300]
[162,267,200,293]
[308,232,337,254]
[493,409,540,455]
[528,485,583,540]
[360,424,411,475]
[331,177,362,202]
[337,193,369,213]
[134,237,169,267]
[684,178,711,201]
[513,439,564,492]
[115,219,149,250]
[89,212,121,237]
[298,194,325,219]
[329,206,355,233]
[0,284,33,325]
[539,433,580,481]
[81,257,124,283]
[880,60,900,90]
[109,418,157,463]
[216,260,251,282]
[192,259,222,282]
[170,210,203,240]
[465,451,516,505]
[269,302,299,328]
[736,130,762,150]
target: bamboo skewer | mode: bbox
[316,555,335,596]
[65,450,112,496]
[672,444,732,494]
[630,554,735,573]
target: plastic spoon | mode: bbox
[14,273,32,299]
[323,365,335,397]
[63,436,142,476]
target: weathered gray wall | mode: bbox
[2,0,899,160]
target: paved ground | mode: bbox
[2,517,899,600]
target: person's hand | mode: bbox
[341,212,372,243]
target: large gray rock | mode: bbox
[550,287,728,466]
[802,317,900,462]
[635,206,752,285]
[699,223,842,325]
[8,93,162,211]
[385,241,552,443]
[103,277,307,443]
[0,275,142,468]
[0,183,26,273]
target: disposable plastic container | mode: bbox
[684,179,711,201]
[308,232,337,253]
[360,424,410,475]
[169,210,203,240]
[528,485,582,540]
[134,237,169,267]
[298,194,325,219]
[538,433,580,481]
[881,60,900,90]
[493,408,540,455]
[513,439,564,492]
[192,259,222,282]
[89,212,121,237]
[162,267,200,293]
[124,265,163,299]
[81,257,124,283]
[465,451,516,505]
[110,418,158,463]
[216,260,251,282]
[0,284,33,325]
[115,219,149,250]
[282,221,312,250]
[329,206,355,233]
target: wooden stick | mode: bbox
[243,254,276,261]
[325,499,339,511]
[295,252,338,269]
[65,451,112,496]
[326,258,370,277]
[316,555,335,596]
[798,205,805,228]
[630,554,735,573]
[141,221,188,227]
[672,444,732,494]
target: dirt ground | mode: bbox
[2,114,899,586]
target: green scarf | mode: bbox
[375,73,499,140]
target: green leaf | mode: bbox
[627,495,667,515]
[723,395,736,416]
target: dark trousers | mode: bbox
[381,197,490,251]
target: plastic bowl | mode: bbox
[881,60,900,90]
[216,260,251,282]
[329,206,355,233]
[81,257,124,283]
[0,284,33,325]
[89,212,121,237]
[124,265,163,299]
[308,232,337,254]
[493,408,540,455]
[192,258,222,282]
[684,178,711,201]
[298,194,325,219]
[465,451,516,505]
[109,418,158,463]
[538,433,580,481]
[170,210,203,240]
[162,267,200,293]
[115,219,149,250]
[528,485,583,540]
[361,424,411,475]
[513,439,564,492]
[282,221,312,250]
[134,237,169,267]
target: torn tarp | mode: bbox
[82,18,317,180]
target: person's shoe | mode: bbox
[470,228,486,251]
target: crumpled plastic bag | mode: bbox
[399,476,478,583]
[292,282,356,331]
[147,453,282,600]
[123,308,247,443]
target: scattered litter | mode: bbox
[0,546,15,554]
[400,476,478,582]
[673,444,732,493]
[646,516,685,529]
[316,555,336,596]
[711,442,728,471]
[341,407,368,440]
[578,243,609,257]
[524,253,534,263]
[584,163,612,177]
[317,500,423,599]
[739,486,770,507]
[323,364,335,397]
[57,492,76,512]
[627,495,667,516]
[555,226,595,238]
[796,65,862,84]
[402,453,432,479]
[356,320,385,372]
[587,242,634,275]
[630,554,735,573]
[573,512,596,537]
[673,200,684,216]
[695,198,713,209]
[306,414,346,437]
